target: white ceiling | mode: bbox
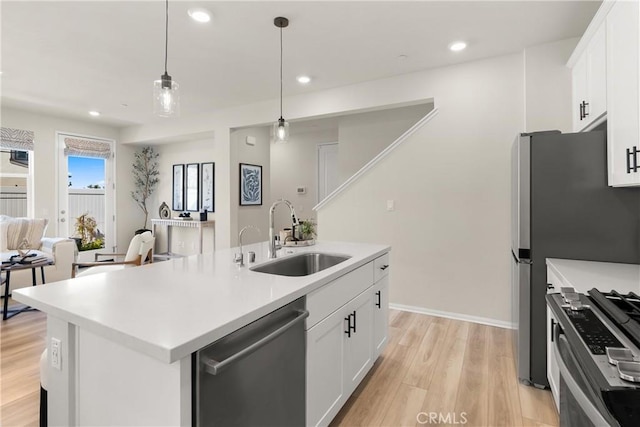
[1,1,600,128]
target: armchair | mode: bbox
[0,216,77,292]
[72,231,154,278]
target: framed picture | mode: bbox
[186,163,200,212]
[200,162,215,212]
[239,163,262,206]
[172,164,184,211]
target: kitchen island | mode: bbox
[14,241,390,426]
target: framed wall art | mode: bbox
[186,163,200,212]
[172,164,184,211]
[200,162,215,212]
[239,163,262,206]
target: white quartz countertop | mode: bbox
[547,258,640,295]
[14,241,389,364]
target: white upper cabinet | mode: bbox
[571,22,607,132]
[587,24,608,123]
[606,0,640,186]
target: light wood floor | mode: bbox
[1,306,47,427]
[331,310,559,427]
[0,305,558,427]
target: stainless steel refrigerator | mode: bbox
[511,130,640,388]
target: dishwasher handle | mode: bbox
[202,309,309,376]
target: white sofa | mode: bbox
[1,216,77,292]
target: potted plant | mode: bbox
[298,219,316,241]
[131,147,159,232]
[74,213,104,251]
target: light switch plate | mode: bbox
[246,136,256,146]
[387,200,395,211]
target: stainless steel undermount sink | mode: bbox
[250,252,351,277]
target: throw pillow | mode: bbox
[5,218,49,250]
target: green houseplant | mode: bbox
[131,147,160,230]
[74,213,104,251]
[299,219,316,241]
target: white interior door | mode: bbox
[56,133,117,251]
[317,143,339,203]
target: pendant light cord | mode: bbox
[279,25,283,119]
[164,0,169,74]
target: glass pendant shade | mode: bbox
[273,117,289,143]
[153,73,180,117]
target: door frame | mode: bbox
[316,142,339,205]
[55,131,117,251]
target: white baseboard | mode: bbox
[389,303,516,330]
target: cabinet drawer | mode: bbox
[307,263,374,329]
[373,253,390,283]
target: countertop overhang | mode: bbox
[14,241,389,364]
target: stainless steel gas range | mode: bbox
[547,288,640,426]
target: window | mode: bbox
[0,149,32,217]
[1,127,34,218]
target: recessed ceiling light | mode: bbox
[398,54,409,61]
[449,41,467,52]
[188,8,211,23]
[297,75,311,84]
[89,111,100,117]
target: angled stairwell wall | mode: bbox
[316,53,525,327]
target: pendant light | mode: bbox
[153,0,180,117]
[273,17,289,143]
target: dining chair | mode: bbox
[72,231,154,278]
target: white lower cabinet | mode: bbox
[372,275,389,358]
[343,290,374,396]
[307,306,347,427]
[306,253,390,427]
[307,286,375,427]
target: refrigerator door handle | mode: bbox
[511,250,532,264]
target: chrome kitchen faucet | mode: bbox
[234,225,260,267]
[269,199,298,259]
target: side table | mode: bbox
[1,258,54,320]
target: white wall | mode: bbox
[151,139,216,255]
[318,53,525,325]
[269,104,432,234]
[0,107,136,251]
[338,103,433,181]
[270,126,338,233]
[232,126,271,245]
[525,38,578,133]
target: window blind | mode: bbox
[64,137,112,159]
[0,127,35,151]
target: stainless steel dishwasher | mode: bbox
[193,297,308,426]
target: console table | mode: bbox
[151,219,215,258]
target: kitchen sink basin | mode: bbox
[250,252,351,277]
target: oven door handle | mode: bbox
[554,334,614,427]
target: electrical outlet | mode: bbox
[51,338,62,370]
